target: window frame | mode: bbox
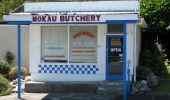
[40,25,98,63]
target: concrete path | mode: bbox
[1,93,170,100]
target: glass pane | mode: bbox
[107,24,124,34]
[108,37,123,75]
[41,26,68,62]
[70,26,97,63]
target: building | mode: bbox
[2,1,147,83]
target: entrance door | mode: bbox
[106,35,125,80]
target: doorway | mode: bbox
[106,35,125,80]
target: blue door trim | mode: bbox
[123,23,127,100]
[106,24,127,81]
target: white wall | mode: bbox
[0,25,30,71]
[126,24,142,81]
[30,23,141,82]
[126,24,135,81]
[30,24,107,81]
[136,26,141,67]
[0,24,141,81]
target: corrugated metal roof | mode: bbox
[24,1,139,12]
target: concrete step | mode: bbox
[25,81,98,93]
[25,81,127,94]
[97,81,124,94]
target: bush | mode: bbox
[136,66,151,80]
[0,74,11,96]
[8,66,27,80]
[0,61,11,76]
[5,51,15,65]
[139,49,169,78]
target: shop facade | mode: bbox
[3,1,147,82]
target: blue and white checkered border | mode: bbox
[38,65,99,74]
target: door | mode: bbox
[106,35,125,80]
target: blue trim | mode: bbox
[6,20,137,25]
[106,35,108,80]
[7,21,31,24]
[123,23,127,100]
[107,75,123,80]
[17,24,21,99]
[127,60,131,93]
[106,20,137,24]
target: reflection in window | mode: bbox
[41,26,68,62]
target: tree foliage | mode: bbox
[141,0,170,33]
[140,0,170,58]
[0,0,23,14]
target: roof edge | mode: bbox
[137,18,148,29]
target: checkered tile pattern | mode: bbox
[38,65,99,74]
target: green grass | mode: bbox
[153,62,170,92]
[153,80,170,92]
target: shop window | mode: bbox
[41,26,68,62]
[70,26,97,63]
[107,24,124,34]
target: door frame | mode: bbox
[106,24,126,80]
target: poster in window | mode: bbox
[70,26,97,63]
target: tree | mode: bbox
[0,0,23,14]
[140,0,170,58]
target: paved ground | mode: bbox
[1,93,170,100]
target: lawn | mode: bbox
[153,80,170,92]
[152,61,170,93]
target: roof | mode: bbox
[23,1,140,13]
[3,1,140,23]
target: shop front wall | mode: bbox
[30,24,107,81]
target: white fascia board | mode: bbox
[3,15,31,22]
[24,1,139,12]
[3,14,139,22]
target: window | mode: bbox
[41,26,97,63]
[107,24,124,34]
[70,26,97,63]
[41,26,68,62]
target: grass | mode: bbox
[152,61,170,93]
[153,80,170,92]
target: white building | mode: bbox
[3,1,147,82]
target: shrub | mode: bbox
[0,61,11,76]
[0,74,11,96]
[5,51,15,65]
[139,49,170,78]
[136,66,151,80]
[8,66,27,80]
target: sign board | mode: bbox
[32,15,101,23]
